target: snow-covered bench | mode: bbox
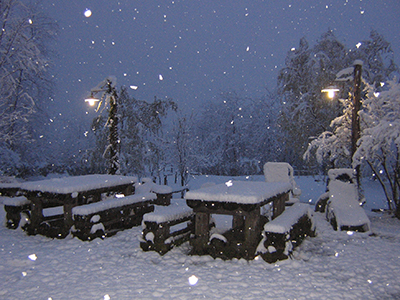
[72,193,156,240]
[140,199,194,254]
[315,169,370,233]
[326,179,370,232]
[256,203,315,263]
[1,196,31,229]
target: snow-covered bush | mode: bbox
[354,80,400,217]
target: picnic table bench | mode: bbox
[18,174,137,238]
[256,203,315,263]
[72,192,156,240]
[185,181,291,260]
[140,199,194,254]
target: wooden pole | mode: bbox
[352,61,362,188]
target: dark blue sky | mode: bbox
[42,0,400,121]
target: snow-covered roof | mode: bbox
[20,174,138,194]
[72,192,155,216]
[142,199,192,224]
[185,181,291,204]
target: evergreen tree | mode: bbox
[86,86,176,177]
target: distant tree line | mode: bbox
[0,0,398,198]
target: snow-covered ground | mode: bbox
[1,175,400,299]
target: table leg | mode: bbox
[27,199,43,235]
[191,212,210,255]
[243,207,261,259]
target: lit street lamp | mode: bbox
[85,77,120,175]
[322,60,363,186]
[321,86,340,99]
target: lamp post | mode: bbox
[85,77,120,175]
[351,61,363,187]
[322,60,363,186]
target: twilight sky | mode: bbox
[41,0,400,121]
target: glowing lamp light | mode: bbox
[321,86,340,99]
[85,96,99,106]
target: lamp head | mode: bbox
[321,86,340,99]
[85,94,100,106]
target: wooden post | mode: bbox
[243,207,261,259]
[191,212,210,254]
[272,193,288,219]
[352,61,362,188]
[63,195,76,235]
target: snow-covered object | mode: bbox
[20,174,137,194]
[185,181,291,204]
[210,233,227,243]
[264,162,301,201]
[90,223,105,234]
[142,200,192,224]
[327,180,370,231]
[135,178,173,195]
[72,192,156,216]
[263,203,313,234]
[1,196,29,206]
[328,168,355,181]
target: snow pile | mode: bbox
[20,174,137,194]
[263,203,313,234]
[72,192,156,216]
[142,199,192,224]
[185,181,291,204]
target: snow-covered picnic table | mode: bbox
[185,180,291,260]
[19,174,137,238]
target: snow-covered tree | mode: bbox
[194,91,280,175]
[86,86,177,177]
[0,0,57,176]
[351,30,399,89]
[303,97,352,171]
[170,112,194,187]
[277,31,347,168]
[354,80,400,217]
[280,30,398,172]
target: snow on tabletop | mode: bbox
[185,181,291,204]
[264,203,312,234]
[72,192,156,216]
[142,199,192,224]
[1,196,30,206]
[135,178,172,195]
[328,180,370,228]
[19,174,138,194]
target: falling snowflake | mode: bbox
[84,9,92,18]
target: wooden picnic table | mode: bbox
[19,174,137,238]
[185,181,291,260]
